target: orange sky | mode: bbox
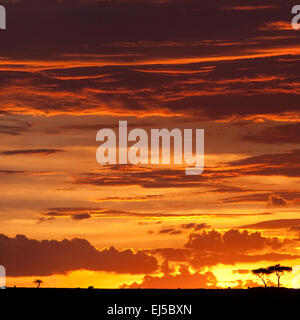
[1,0,300,289]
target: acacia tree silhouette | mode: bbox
[252,264,293,288]
[33,279,43,288]
[267,264,292,288]
[252,268,273,287]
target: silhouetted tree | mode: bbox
[267,264,292,288]
[252,268,273,287]
[34,279,43,288]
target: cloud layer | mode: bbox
[0,234,158,276]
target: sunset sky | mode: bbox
[1,0,300,289]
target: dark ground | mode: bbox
[0,288,299,318]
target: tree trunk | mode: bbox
[259,276,267,288]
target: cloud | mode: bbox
[267,194,288,208]
[222,193,289,207]
[121,264,217,289]
[242,123,300,144]
[0,170,27,175]
[151,229,298,268]
[0,170,60,176]
[239,219,300,230]
[60,121,158,132]
[155,223,209,235]
[41,206,273,222]
[223,193,269,204]
[226,149,300,178]
[190,252,300,269]
[150,248,191,262]
[0,234,158,276]
[93,194,164,202]
[180,223,209,231]
[223,191,300,205]
[158,228,182,235]
[185,229,283,253]
[41,207,113,221]
[0,0,298,121]
[71,213,92,220]
[185,229,297,268]
[72,167,205,189]
[1,149,64,156]
[290,226,300,231]
[0,118,32,135]
[71,149,300,190]
[2,54,300,120]
[229,149,300,168]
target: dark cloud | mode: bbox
[41,207,109,221]
[0,118,32,135]
[41,206,274,221]
[37,217,55,224]
[0,170,59,176]
[155,223,208,235]
[2,55,300,119]
[239,219,300,230]
[190,252,300,269]
[59,121,158,132]
[229,149,300,167]
[72,167,209,188]
[0,0,298,120]
[93,194,164,202]
[150,248,191,262]
[184,229,297,267]
[1,149,64,156]
[267,193,288,208]
[0,170,27,175]
[42,206,202,221]
[226,149,300,178]
[0,234,158,276]
[242,123,300,144]
[185,229,283,253]
[153,246,300,267]
[0,0,293,60]
[121,264,217,289]
[71,213,92,220]
[158,228,182,235]
[71,149,300,190]
[290,226,300,231]
[223,193,269,204]
[223,191,300,205]
[181,223,209,231]
[151,229,297,268]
